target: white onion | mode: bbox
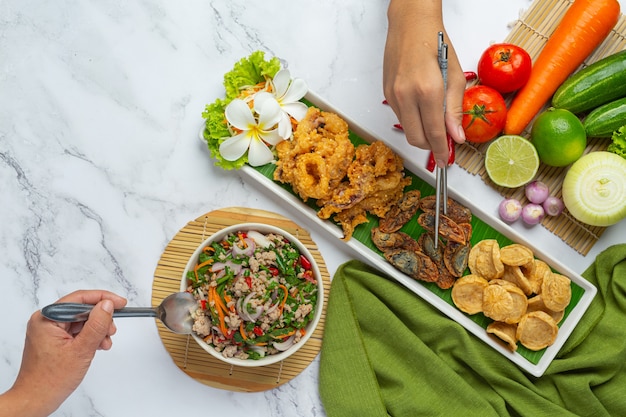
[273,334,296,351]
[250,345,266,357]
[562,151,626,226]
[246,230,272,248]
[236,298,253,322]
[211,261,242,276]
[232,238,255,258]
[212,262,226,271]
[241,292,263,321]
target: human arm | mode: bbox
[0,290,127,417]
[383,0,466,167]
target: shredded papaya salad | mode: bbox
[186,229,319,360]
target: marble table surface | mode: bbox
[2,0,625,415]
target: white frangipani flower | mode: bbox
[220,97,282,167]
[255,69,308,139]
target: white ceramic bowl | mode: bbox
[180,222,324,367]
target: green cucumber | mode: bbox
[583,97,626,137]
[552,50,626,114]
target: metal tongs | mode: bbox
[434,32,448,250]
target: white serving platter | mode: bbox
[233,90,596,377]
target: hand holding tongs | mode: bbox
[434,32,449,250]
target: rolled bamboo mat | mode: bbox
[151,207,330,392]
[454,0,626,255]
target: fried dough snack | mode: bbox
[274,107,355,201]
[527,295,565,324]
[528,260,552,295]
[482,280,528,324]
[451,274,488,314]
[502,265,533,296]
[541,272,572,312]
[486,321,518,351]
[468,239,504,280]
[453,239,573,351]
[516,311,558,351]
[500,244,534,266]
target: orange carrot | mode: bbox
[504,0,620,135]
[193,258,214,282]
[277,284,289,315]
[239,322,248,341]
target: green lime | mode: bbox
[530,107,587,167]
[485,135,540,188]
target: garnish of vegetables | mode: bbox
[201,51,308,169]
[562,151,626,226]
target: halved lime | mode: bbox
[485,135,540,188]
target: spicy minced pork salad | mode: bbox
[185,228,319,360]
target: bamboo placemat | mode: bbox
[454,0,626,255]
[151,207,330,392]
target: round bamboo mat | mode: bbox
[454,0,626,256]
[151,207,330,392]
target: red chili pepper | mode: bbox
[253,326,263,336]
[302,270,316,283]
[464,71,478,81]
[382,99,389,105]
[426,152,437,172]
[447,133,456,164]
[426,133,456,172]
[299,255,312,270]
[393,123,404,131]
[200,299,207,310]
[245,276,253,287]
[269,267,279,277]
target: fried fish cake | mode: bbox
[468,239,504,280]
[502,265,533,296]
[528,259,552,295]
[516,311,558,351]
[482,280,528,324]
[541,272,572,312]
[487,321,518,351]
[499,243,534,266]
[527,295,565,324]
[451,274,489,315]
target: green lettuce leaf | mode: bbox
[607,125,626,159]
[223,51,281,100]
[201,51,282,170]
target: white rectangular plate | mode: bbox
[237,91,597,377]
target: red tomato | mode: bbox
[477,43,532,93]
[462,85,507,144]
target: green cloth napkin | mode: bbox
[319,244,626,417]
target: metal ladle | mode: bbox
[41,292,197,334]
